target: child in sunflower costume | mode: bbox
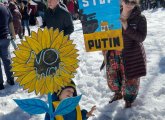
[45,81,96,120]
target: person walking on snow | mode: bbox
[0,2,16,90]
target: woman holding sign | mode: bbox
[106,0,147,108]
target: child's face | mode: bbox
[59,87,74,100]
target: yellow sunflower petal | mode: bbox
[51,31,64,50]
[35,77,45,95]
[63,65,77,73]
[12,62,34,68]
[26,36,42,54]
[53,84,59,93]
[52,29,59,42]
[45,76,54,93]
[31,31,37,40]
[28,79,37,93]
[67,54,79,58]
[72,64,79,69]
[17,44,31,51]
[59,64,72,74]
[23,79,33,90]
[60,49,78,58]
[40,83,50,95]
[49,27,54,43]
[53,76,64,87]
[16,73,28,82]
[42,27,51,49]
[61,40,73,48]
[14,50,31,60]
[12,57,27,64]
[20,70,36,85]
[21,40,31,48]
[37,28,43,45]
[11,62,21,67]
[61,57,79,65]
[57,69,74,79]
[66,49,79,56]
[13,71,28,77]
[61,77,71,85]
[62,35,69,44]
[11,65,34,72]
[40,84,45,96]
[59,44,76,56]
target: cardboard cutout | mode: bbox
[11,28,79,95]
[11,28,81,120]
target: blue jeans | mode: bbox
[0,39,14,84]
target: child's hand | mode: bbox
[86,106,96,118]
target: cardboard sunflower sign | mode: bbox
[11,28,81,120]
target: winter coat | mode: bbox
[28,3,37,16]
[46,101,88,120]
[20,5,29,20]
[9,2,22,34]
[67,0,75,14]
[0,4,13,39]
[44,86,88,120]
[122,6,147,79]
[43,5,74,36]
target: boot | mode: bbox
[0,84,4,90]
[7,80,15,85]
[109,92,123,103]
[23,28,25,36]
[125,101,132,108]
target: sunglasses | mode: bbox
[123,0,137,6]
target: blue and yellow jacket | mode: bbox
[44,85,88,120]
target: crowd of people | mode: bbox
[0,0,164,39]
[0,0,79,38]
[0,0,163,119]
[140,0,165,10]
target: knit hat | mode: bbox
[57,80,77,97]
[51,80,77,101]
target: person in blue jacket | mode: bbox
[45,81,96,120]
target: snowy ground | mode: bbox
[0,8,165,120]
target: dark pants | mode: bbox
[38,11,44,20]
[22,20,30,36]
[106,51,140,103]
[0,39,14,84]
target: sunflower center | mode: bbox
[34,49,60,76]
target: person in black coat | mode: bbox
[43,0,74,36]
[20,0,31,36]
[0,3,15,90]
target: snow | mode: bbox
[0,8,165,120]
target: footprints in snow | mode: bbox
[153,87,165,97]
